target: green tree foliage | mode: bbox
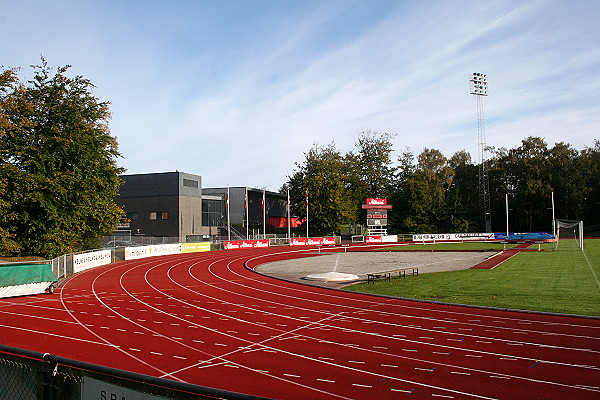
[287,133,599,235]
[401,148,456,232]
[580,141,600,229]
[0,59,124,258]
[288,143,356,236]
[344,131,395,225]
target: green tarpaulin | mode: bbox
[0,264,57,288]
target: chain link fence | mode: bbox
[0,345,270,400]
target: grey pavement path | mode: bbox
[255,250,496,289]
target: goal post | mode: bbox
[554,219,584,251]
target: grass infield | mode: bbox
[346,239,600,317]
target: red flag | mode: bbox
[226,187,230,207]
[305,191,309,206]
[261,190,265,209]
[244,188,248,209]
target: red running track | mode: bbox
[1,246,599,399]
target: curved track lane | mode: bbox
[1,246,600,399]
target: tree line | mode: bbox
[284,131,600,236]
[1,60,124,258]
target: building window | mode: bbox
[161,211,169,220]
[126,212,139,221]
[183,178,198,188]
[149,212,157,220]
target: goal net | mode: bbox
[554,219,584,251]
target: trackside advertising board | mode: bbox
[73,250,112,273]
[182,242,211,253]
[83,377,169,400]
[290,237,337,246]
[412,233,495,242]
[223,239,270,250]
[124,244,182,260]
[365,235,398,243]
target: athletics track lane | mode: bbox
[0,246,599,399]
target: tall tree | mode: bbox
[402,148,455,232]
[488,137,553,232]
[0,59,124,258]
[287,143,355,236]
[578,140,600,231]
[447,150,478,232]
[345,131,395,226]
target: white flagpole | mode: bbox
[245,187,249,239]
[551,191,556,237]
[226,186,231,241]
[305,190,309,238]
[287,189,291,240]
[262,189,266,239]
[505,193,509,238]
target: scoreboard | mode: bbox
[362,198,392,227]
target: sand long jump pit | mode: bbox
[255,250,497,288]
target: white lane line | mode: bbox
[316,378,335,383]
[92,252,596,398]
[391,388,413,393]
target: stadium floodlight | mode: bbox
[469,72,488,96]
[470,72,491,232]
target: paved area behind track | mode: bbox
[256,250,494,288]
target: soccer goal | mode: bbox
[554,219,584,251]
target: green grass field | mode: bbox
[346,239,600,317]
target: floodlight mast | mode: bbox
[470,72,492,233]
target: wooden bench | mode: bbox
[367,267,419,283]
[316,244,350,253]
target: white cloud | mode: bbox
[2,0,598,190]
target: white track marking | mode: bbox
[47,248,600,399]
[137,254,600,395]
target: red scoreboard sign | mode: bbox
[366,198,387,206]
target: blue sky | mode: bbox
[2,0,599,191]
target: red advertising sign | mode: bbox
[365,236,383,243]
[366,198,387,206]
[224,239,270,250]
[290,237,337,246]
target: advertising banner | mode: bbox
[366,198,387,206]
[289,237,337,246]
[412,233,495,242]
[182,242,211,253]
[152,243,182,257]
[365,235,397,243]
[73,250,112,273]
[83,377,170,400]
[125,244,184,260]
[124,245,154,260]
[223,239,270,250]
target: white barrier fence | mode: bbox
[412,233,495,242]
